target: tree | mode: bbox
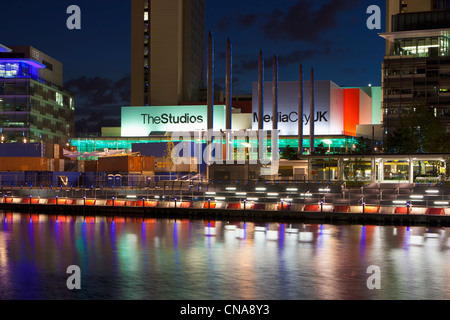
[352,137,372,154]
[385,103,450,154]
[385,125,419,154]
[314,143,327,155]
[281,145,298,160]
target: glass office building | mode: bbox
[381,0,450,134]
[0,45,75,145]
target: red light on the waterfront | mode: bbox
[85,217,95,223]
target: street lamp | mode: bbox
[323,139,332,154]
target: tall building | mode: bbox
[131,0,205,107]
[380,0,450,135]
[0,45,75,145]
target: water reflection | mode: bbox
[0,211,449,300]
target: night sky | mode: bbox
[0,0,386,135]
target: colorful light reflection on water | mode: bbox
[0,211,450,300]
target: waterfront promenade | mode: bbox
[1,181,450,227]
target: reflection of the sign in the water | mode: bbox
[0,212,449,300]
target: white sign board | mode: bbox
[121,105,226,137]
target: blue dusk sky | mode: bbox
[0,0,386,134]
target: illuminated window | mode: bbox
[56,92,63,106]
[144,12,149,21]
[0,63,20,78]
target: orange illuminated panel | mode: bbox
[126,201,137,207]
[115,200,126,206]
[179,202,192,208]
[304,205,319,212]
[333,206,350,213]
[227,203,240,209]
[144,201,158,207]
[427,208,444,215]
[31,198,40,204]
[48,199,57,204]
[278,204,291,211]
[57,199,67,205]
[66,199,75,205]
[343,89,360,136]
[364,206,380,213]
[204,202,216,209]
[395,207,408,214]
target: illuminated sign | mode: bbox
[121,105,226,137]
[141,113,204,125]
[252,81,345,136]
[252,111,329,125]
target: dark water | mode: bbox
[0,211,449,300]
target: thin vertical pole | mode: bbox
[207,31,214,180]
[226,38,232,162]
[272,54,278,163]
[309,68,315,155]
[298,64,304,156]
[258,49,265,163]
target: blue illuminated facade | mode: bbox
[0,46,75,145]
[0,60,41,79]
